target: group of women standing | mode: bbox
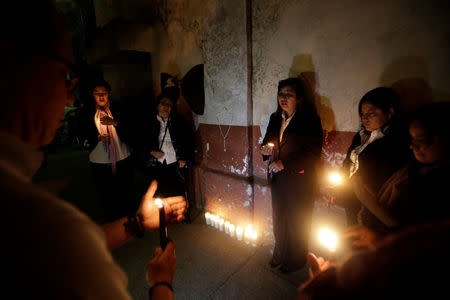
[80,80,191,223]
[261,77,450,274]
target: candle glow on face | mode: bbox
[318,227,338,252]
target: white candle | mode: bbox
[225,221,230,234]
[318,227,338,252]
[219,219,224,231]
[214,216,219,229]
[205,212,211,225]
[244,225,252,244]
[210,214,215,227]
[250,230,258,247]
[229,224,235,238]
[236,226,243,241]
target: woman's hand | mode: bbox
[146,238,176,286]
[343,224,382,249]
[178,160,186,168]
[306,252,333,279]
[100,115,118,126]
[98,134,110,142]
[268,160,284,173]
[138,180,187,230]
[151,151,165,159]
[260,144,274,156]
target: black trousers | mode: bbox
[270,171,315,270]
[144,160,186,198]
[90,156,137,222]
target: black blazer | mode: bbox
[138,114,193,164]
[262,110,323,176]
[342,124,411,192]
[79,102,132,152]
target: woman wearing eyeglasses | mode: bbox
[80,79,136,223]
[260,78,323,273]
[138,89,192,200]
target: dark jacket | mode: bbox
[262,110,323,177]
[138,114,193,165]
[79,102,133,153]
[341,123,411,230]
[343,125,411,192]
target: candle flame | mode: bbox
[155,198,163,208]
[328,172,343,186]
[267,143,274,147]
[318,227,338,252]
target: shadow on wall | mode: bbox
[380,56,434,122]
[288,54,336,133]
[379,56,450,122]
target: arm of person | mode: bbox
[261,113,279,160]
[351,175,399,228]
[282,114,323,172]
[147,239,176,300]
[101,181,187,250]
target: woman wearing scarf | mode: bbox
[81,79,136,222]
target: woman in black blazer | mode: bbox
[261,78,323,273]
[334,87,410,245]
[138,92,192,198]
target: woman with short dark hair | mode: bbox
[80,79,136,222]
[139,90,192,199]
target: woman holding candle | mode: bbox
[79,79,137,222]
[344,102,450,248]
[261,77,323,273]
[330,87,410,228]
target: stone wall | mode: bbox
[90,0,450,242]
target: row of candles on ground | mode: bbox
[204,212,258,247]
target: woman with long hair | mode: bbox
[261,77,323,273]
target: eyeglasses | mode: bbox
[40,51,79,91]
[93,92,109,97]
[277,92,296,99]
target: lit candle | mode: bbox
[219,218,224,231]
[155,198,168,249]
[328,172,343,186]
[209,214,215,227]
[205,212,211,225]
[236,226,243,241]
[318,227,338,255]
[225,221,230,234]
[244,224,252,244]
[229,224,235,238]
[214,216,219,229]
[250,230,258,247]
[267,142,274,148]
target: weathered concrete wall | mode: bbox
[91,0,450,243]
[253,0,450,142]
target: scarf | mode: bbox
[95,106,118,173]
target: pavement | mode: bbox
[33,146,350,300]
